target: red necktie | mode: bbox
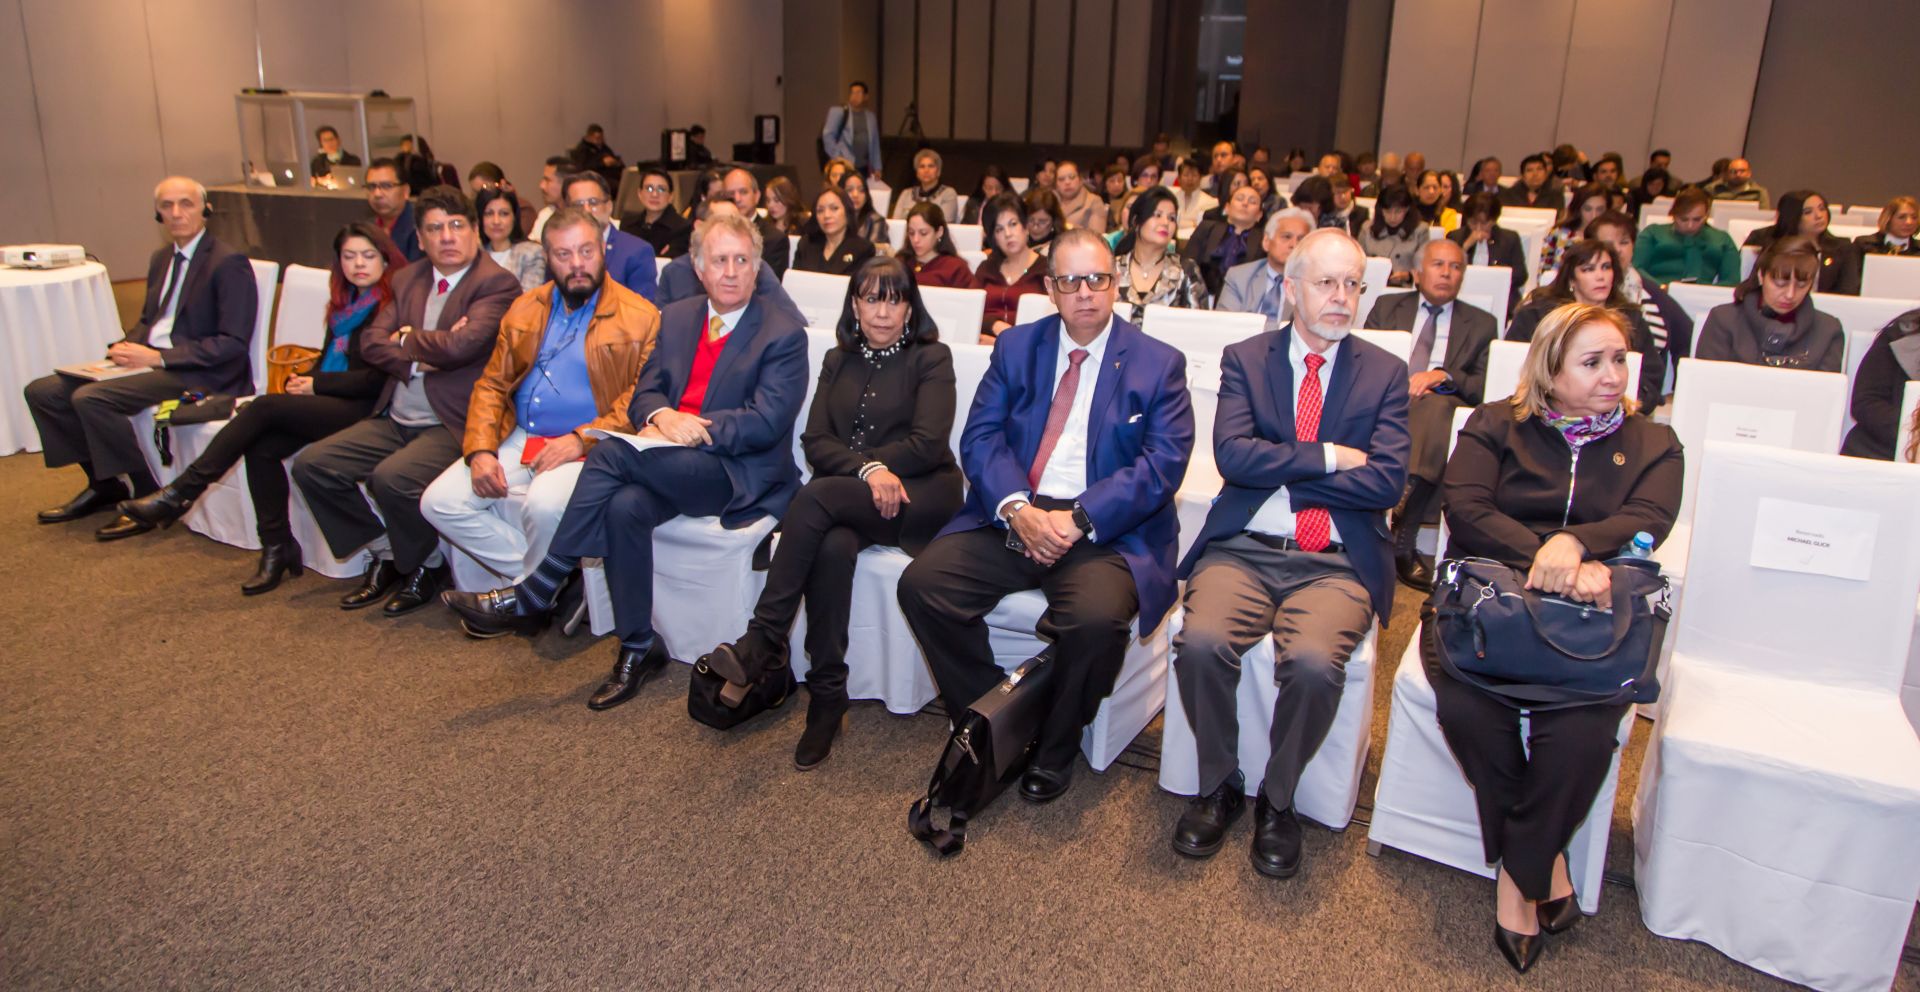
[1029,348,1090,489]
[1294,352,1332,552]
[436,278,450,295]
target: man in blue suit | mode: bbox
[655,199,806,327]
[820,81,883,179]
[1167,228,1409,878]
[444,212,808,710]
[898,228,1195,803]
[564,171,658,303]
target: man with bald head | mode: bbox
[1363,237,1497,589]
[1703,156,1769,209]
[1169,228,1408,878]
[27,176,260,539]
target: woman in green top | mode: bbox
[1632,188,1740,286]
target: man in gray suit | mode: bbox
[1216,208,1315,331]
[1360,238,1495,589]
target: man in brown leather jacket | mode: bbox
[420,207,660,615]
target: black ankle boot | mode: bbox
[241,540,305,595]
[1394,479,1436,591]
[794,694,848,771]
[118,480,200,529]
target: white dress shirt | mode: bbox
[1246,330,1344,543]
[996,316,1115,519]
[1469,241,1490,267]
[146,230,205,351]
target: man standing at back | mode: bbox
[292,186,520,617]
[27,176,259,539]
[1169,228,1409,877]
[897,228,1194,804]
[1363,238,1495,588]
[822,81,883,180]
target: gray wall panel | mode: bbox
[0,0,56,245]
[1376,0,1480,173]
[1553,0,1669,173]
[988,0,1032,142]
[1647,0,1768,183]
[1461,0,1575,176]
[916,0,953,138]
[1069,1,1114,147]
[951,6,990,140]
[1028,1,1071,143]
[1108,0,1153,149]
[881,1,915,139]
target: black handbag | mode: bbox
[687,651,795,730]
[907,651,1056,857]
[1431,556,1672,710]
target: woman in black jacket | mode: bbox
[705,256,964,769]
[118,223,406,593]
[1506,239,1665,411]
[1430,302,1683,973]
[1741,189,1856,294]
[794,186,877,276]
[1449,192,1528,314]
[1586,212,1693,402]
[1697,236,1845,372]
[1845,196,1920,295]
[1840,308,1920,460]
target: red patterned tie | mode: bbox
[1029,348,1090,488]
[437,278,449,295]
[1294,352,1332,552]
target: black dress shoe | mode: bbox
[1019,764,1074,804]
[588,640,670,710]
[793,695,848,771]
[1537,892,1581,935]
[117,482,196,529]
[240,540,304,596]
[94,514,154,542]
[1494,923,1545,973]
[37,482,127,524]
[1396,553,1434,592]
[1249,789,1303,878]
[441,586,550,638]
[1171,776,1248,858]
[340,559,402,610]
[382,563,449,617]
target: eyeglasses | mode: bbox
[365,181,402,192]
[1047,273,1115,293]
[641,184,670,195]
[420,219,471,236]
[1305,276,1365,297]
[568,197,609,209]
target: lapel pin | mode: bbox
[1612,452,1626,466]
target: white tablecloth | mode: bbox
[0,262,124,454]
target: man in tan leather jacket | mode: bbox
[421,208,659,604]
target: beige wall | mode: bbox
[2,0,783,277]
[1377,0,1769,182]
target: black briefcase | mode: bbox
[907,650,1056,856]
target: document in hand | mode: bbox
[56,359,153,382]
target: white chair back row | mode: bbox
[1458,264,1513,331]
[1355,256,1391,333]
[1665,282,1920,345]
[1482,339,1640,406]
[1014,292,1058,325]
[1139,304,1265,393]
[889,218,985,252]
[1862,253,1920,299]
[271,264,331,351]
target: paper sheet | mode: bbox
[582,428,677,454]
[1704,402,1796,447]
[1749,496,1877,582]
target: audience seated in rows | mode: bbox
[563,172,657,302]
[1633,189,1740,287]
[477,187,547,293]
[1840,304,1920,460]
[721,168,792,277]
[1695,235,1843,372]
[1216,208,1314,331]
[1182,183,1266,298]
[1507,239,1664,411]
[620,167,693,259]
[1497,154,1564,214]
[364,159,423,262]
[1359,186,1428,287]
[1740,189,1856,294]
[794,186,877,276]
[898,203,974,288]
[1447,193,1526,313]
[975,191,1049,340]
[1114,187,1212,323]
[839,171,890,247]
[1585,212,1693,398]
[890,148,961,223]
[1702,156,1768,208]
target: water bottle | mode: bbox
[1619,531,1655,559]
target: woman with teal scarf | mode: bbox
[119,223,409,594]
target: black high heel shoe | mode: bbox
[241,540,306,595]
[118,481,198,529]
[1494,923,1544,974]
[793,696,848,771]
[1536,891,1581,934]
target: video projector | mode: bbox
[2,244,87,269]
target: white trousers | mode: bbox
[420,428,584,582]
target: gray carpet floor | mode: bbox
[2,452,1912,991]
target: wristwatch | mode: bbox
[1071,501,1093,534]
[1002,499,1029,520]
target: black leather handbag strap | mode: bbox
[907,751,968,857]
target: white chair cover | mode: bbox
[1861,253,1920,299]
[581,513,777,661]
[1458,264,1513,331]
[779,268,850,330]
[957,248,988,273]
[916,285,987,343]
[272,265,330,350]
[1633,443,1920,992]
[1356,257,1390,333]
[1349,328,1410,364]
[1814,291,1919,340]
[1367,635,1630,916]
[886,218,906,248]
[1483,339,1640,406]
[947,224,984,253]
[1662,283,1733,333]
[1139,304,1265,394]
[1158,614,1378,830]
[1014,293,1058,325]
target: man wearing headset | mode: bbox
[25,176,260,540]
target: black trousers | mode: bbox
[24,370,194,490]
[547,441,735,647]
[289,416,463,573]
[174,394,372,546]
[1420,616,1629,901]
[897,525,1139,771]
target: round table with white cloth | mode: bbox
[0,262,125,454]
